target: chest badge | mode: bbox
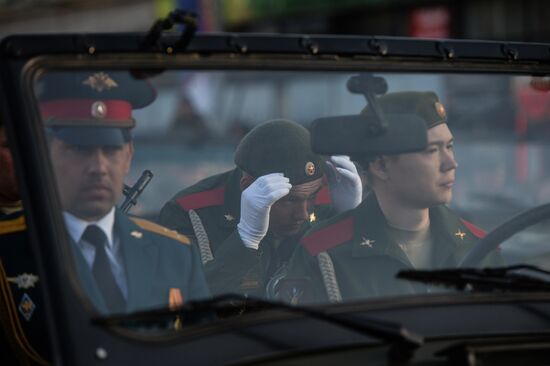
[360,237,375,248]
[7,273,39,289]
[455,230,466,240]
[131,230,143,239]
[224,214,235,222]
[18,293,36,321]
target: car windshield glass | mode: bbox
[33,68,550,320]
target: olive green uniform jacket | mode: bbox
[0,210,50,365]
[159,168,334,297]
[282,194,505,304]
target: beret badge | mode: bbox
[305,162,316,176]
[434,101,446,119]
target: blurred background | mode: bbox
[0,0,549,41]
[13,0,550,264]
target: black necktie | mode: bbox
[82,225,126,313]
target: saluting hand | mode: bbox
[325,155,363,213]
[238,173,291,249]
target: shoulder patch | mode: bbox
[0,215,26,235]
[460,219,486,239]
[300,216,354,256]
[314,186,332,205]
[130,217,190,245]
[176,186,225,211]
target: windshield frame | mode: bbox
[4,32,550,365]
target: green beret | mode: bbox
[234,119,324,185]
[362,91,447,129]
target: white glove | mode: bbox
[325,155,363,213]
[237,173,291,250]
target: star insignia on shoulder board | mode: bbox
[224,214,235,222]
[131,230,143,239]
[360,237,375,248]
[7,273,39,289]
[82,72,118,92]
[309,213,316,223]
[455,230,466,240]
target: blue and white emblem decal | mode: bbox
[18,293,36,321]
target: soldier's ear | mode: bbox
[240,173,255,191]
[369,156,389,181]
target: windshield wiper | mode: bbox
[93,294,423,363]
[397,265,550,292]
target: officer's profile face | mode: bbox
[269,177,323,237]
[0,127,19,204]
[49,137,133,220]
[376,123,457,208]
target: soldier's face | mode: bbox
[269,178,323,237]
[49,138,133,220]
[383,124,457,208]
[0,128,19,204]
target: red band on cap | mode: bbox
[40,99,132,121]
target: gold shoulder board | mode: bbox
[0,215,26,235]
[129,217,190,245]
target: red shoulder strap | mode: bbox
[460,219,486,239]
[176,186,225,211]
[300,216,353,256]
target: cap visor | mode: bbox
[51,126,129,146]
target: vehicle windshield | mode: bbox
[33,67,550,318]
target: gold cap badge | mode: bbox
[305,161,315,176]
[82,72,118,92]
[435,101,446,119]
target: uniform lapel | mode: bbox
[429,205,476,267]
[68,237,109,313]
[351,195,414,267]
[115,210,158,312]
[219,168,242,229]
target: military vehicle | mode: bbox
[2,9,550,366]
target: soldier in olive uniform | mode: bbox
[39,71,209,314]
[0,125,51,365]
[159,119,363,297]
[282,91,505,304]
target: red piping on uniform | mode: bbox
[176,186,225,211]
[460,219,486,239]
[301,216,354,256]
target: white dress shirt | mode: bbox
[64,208,128,299]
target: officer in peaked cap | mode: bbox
[39,71,209,314]
[159,119,364,297]
[281,91,505,304]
